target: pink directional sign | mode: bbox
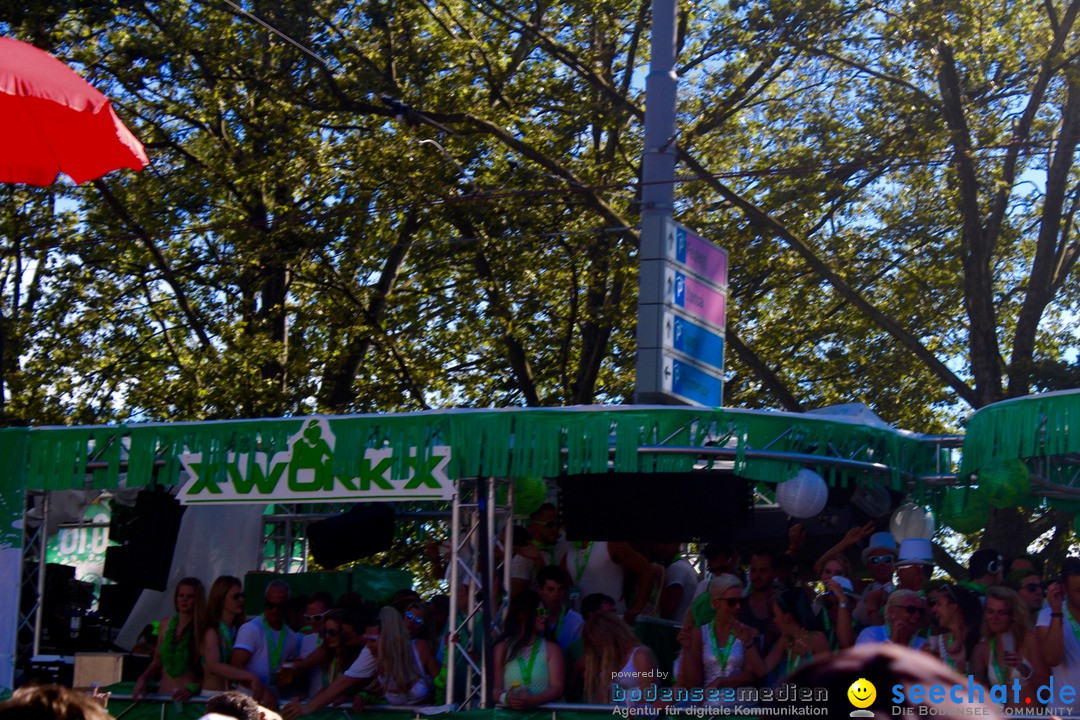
[670,270,726,329]
[672,226,728,288]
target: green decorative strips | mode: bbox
[959,389,1080,478]
[1,406,940,497]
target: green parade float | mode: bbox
[0,390,1078,718]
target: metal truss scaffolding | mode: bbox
[445,477,513,709]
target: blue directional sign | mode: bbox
[670,314,724,372]
[670,357,723,407]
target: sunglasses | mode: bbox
[265,601,287,610]
[304,611,329,623]
[231,592,245,601]
[404,612,424,625]
[868,555,894,565]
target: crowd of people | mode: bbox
[127,575,449,715]
[495,506,1080,715]
[17,502,1080,717]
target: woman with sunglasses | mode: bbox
[763,588,830,681]
[283,609,383,718]
[922,584,981,673]
[679,574,763,692]
[494,590,565,708]
[201,576,264,697]
[973,586,1049,713]
[288,612,350,698]
[855,589,927,649]
[403,601,441,679]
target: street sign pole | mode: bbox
[636,0,678,403]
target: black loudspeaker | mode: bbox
[307,504,395,568]
[103,491,185,590]
[98,584,143,626]
[557,471,754,543]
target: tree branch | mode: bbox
[678,149,977,406]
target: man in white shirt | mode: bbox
[1036,557,1080,717]
[656,543,698,623]
[232,580,300,704]
[298,591,333,696]
[510,504,568,596]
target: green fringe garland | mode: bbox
[2,406,940,496]
[960,389,1080,480]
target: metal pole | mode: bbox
[476,477,494,708]
[502,480,513,615]
[447,480,461,706]
[640,0,678,226]
[32,493,48,657]
[636,0,680,402]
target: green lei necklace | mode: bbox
[161,615,194,679]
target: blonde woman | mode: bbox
[201,576,265,698]
[973,586,1049,713]
[582,611,658,704]
[376,606,433,705]
[679,574,763,690]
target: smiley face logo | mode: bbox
[847,677,876,709]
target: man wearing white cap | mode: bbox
[854,531,896,626]
[894,538,934,594]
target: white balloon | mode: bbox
[776,468,828,519]
[889,500,935,541]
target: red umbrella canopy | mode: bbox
[0,36,149,186]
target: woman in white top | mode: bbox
[376,606,432,705]
[679,574,763,690]
[582,611,658,703]
[763,588,831,681]
[493,590,564,708]
[922,583,981,674]
[973,586,1048,714]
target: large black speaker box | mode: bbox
[103,491,185,590]
[307,504,395,568]
[98,584,144,626]
[557,471,754,543]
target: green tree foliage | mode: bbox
[2,1,1079,554]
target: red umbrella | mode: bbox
[0,36,148,186]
